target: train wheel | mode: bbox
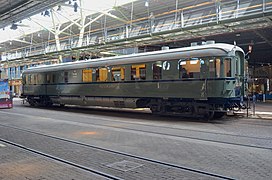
[213,112,226,119]
[27,98,36,106]
[150,105,163,115]
[205,111,214,120]
[45,101,53,107]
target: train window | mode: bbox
[131,67,136,80]
[37,74,43,84]
[64,72,69,83]
[188,59,200,78]
[82,69,92,82]
[178,60,189,79]
[96,68,108,82]
[52,74,56,83]
[208,58,221,78]
[31,74,37,84]
[140,68,146,80]
[153,61,162,80]
[179,59,200,78]
[96,69,99,81]
[30,74,33,84]
[112,67,125,81]
[189,59,200,78]
[26,74,31,84]
[46,74,50,83]
[224,58,232,77]
[215,59,221,78]
[131,64,146,80]
[22,75,26,84]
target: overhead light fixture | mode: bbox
[73,2,78,12]
[145,0,149,7]
[44,10,50,17]
[10,23,18,30]
[57,5,61,11]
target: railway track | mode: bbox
[52,117,272,150]
[39,104,272,131]
[0,124,234,180]
[1,108,272,150]
[0,138,121,180]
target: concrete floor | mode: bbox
[0,99,272,179]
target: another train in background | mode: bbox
[21,43,247,119]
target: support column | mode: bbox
[181,10,184,28]
[51,9,62,63]
[215,0,221,24]
[77,0,86,47]
[263,0,266,12]
[236,0,240,18]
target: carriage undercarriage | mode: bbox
[25,95,245,120]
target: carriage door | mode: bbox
[235,52,245,97]
[199,58,209,98]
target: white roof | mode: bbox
[24,43,244,73]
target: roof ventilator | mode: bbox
[206,40,215,45]
[161,46,169,50]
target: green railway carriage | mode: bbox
[21,43,247,119]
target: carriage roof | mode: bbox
[23,43,244,74]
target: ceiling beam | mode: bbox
[254,30,272,48]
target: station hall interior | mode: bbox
[0,0,271,98]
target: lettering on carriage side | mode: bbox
[98,84,117,89]
[73,70,77,77]
[163,61,170,70]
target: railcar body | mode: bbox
[21,43,247,119]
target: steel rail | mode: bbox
[1,109,272,150]
[0,124,238,180]
[0,138,121,180]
